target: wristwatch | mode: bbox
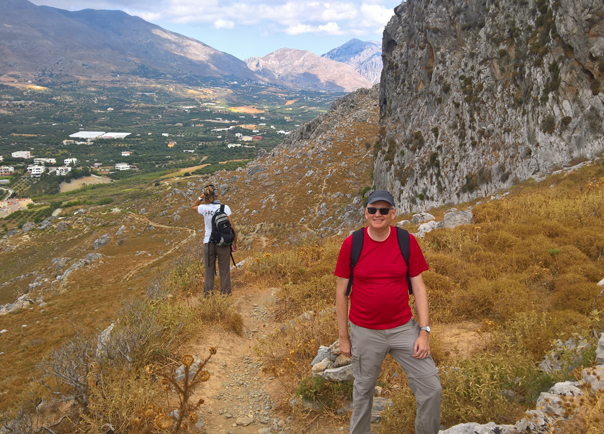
[420,326,431,333]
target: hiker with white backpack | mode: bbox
[192,184,238,295]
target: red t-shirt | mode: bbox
[334,227,429,330]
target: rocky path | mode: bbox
[184,287,344,434]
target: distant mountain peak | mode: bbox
[245,48,371,93]
[322,39,383,85]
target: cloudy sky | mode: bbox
[30,0,401,60]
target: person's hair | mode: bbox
[203,185,215,204]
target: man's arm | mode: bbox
[411,273,431,359]
[336,277,351,357]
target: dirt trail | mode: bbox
[121,214,197,282]
[184,287,343,434]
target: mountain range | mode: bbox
[0,0,381,92]
[0,0,258,82]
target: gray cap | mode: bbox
[367,190,395,207]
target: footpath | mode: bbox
[184,287,344,434]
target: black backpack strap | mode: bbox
[396,227,413,295]
[230,246,236,267]
[220,204,225,213]
[346,228,365,296]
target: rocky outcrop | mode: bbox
[376,0,604,212]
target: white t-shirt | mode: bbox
[197,203,232,243]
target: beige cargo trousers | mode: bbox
[349,319,442,434]
[203,243,232,295]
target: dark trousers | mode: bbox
[203,243,232,295]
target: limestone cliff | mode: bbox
[376,0,604,212]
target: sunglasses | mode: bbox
[367,207,393,215]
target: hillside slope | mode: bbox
[245,48,373,92]
[0,0,260,82]
[376,0,604,212]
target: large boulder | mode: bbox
[439,210,473,229]
[22,222,36,233]
[93,234,111,250]
[412,212,435,224]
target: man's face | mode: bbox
[365,200,396,230]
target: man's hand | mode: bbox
[412,332,430,359]
[232,242,238,253]
[339,335,351,358]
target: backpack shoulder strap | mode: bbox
[220,204,225,213]
[396,227,413,295]
[346,228,365,296]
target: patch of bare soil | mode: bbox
[59,175,113,192]
[437,321,488,360]
[184,287,345,434]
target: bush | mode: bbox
[295,375,353,410]
[96,197,114,205]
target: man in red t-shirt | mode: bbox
[335,190,441,434]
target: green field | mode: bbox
[0,80,341,197]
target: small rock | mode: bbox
[582,365,604,393]
[311,358,333,373]
[236,417,254,427]
[320,364,354,382]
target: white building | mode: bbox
[121,151,132,157]
[0,166,14,176]
[0,155,3,162]
[55,166,72,176]
[34,158,56,165]
[227,144,242,148]
[12,151,32,159]
[27,165,46,177]
[64,158,78,166]
[115,163,131,171]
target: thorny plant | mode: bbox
[130,348,217,433]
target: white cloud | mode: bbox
[358,3,394,27]
[214,19,235,29]
[31,0,398,37]
[285,21,344,35]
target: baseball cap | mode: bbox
[367,190,395,207]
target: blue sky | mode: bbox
[30,0,402,60]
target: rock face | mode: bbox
[322,39,383,84]
[245,48,372,92]
[376,0,604,212]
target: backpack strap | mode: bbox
[346,228,365,296]
[220,204,225,213]
[396,227,413,295]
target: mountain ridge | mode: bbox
[0,0,264,83]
